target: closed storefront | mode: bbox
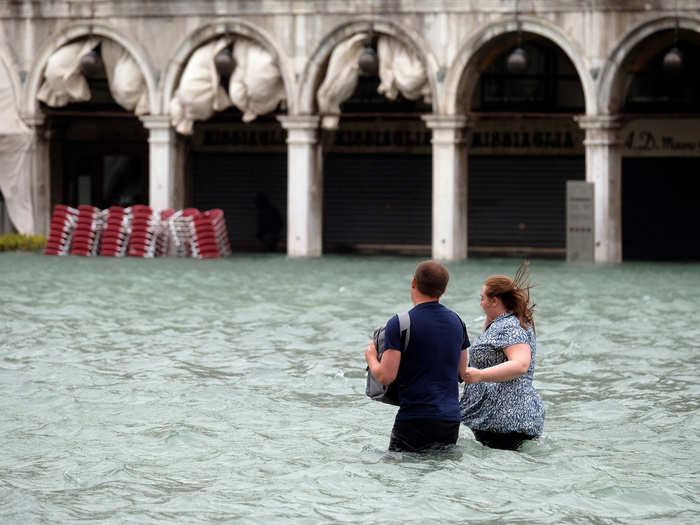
[467,120,585,255]
[469,155,585,253]
[49,115,148,210]
[189,119,287,251]
[622,156,700,260]
[323,151,431,252]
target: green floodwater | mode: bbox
[1,252,699,524]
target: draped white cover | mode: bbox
[376,36,430,103]
[0,64,34,234]
[170,38,286,134]
[228,39,286,123]
[37,38,150,115]
[37,38,98,107]
[101,40,150,115]
[170,38,232,135]
[316,33,368,130]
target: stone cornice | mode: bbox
[0,1,685,19]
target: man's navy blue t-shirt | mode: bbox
[384,301,469,422]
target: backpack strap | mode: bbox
[397,311,411,351]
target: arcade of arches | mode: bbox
[4,6,700,263]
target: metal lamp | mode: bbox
[663,47,683,74]
[79,48,103,78]
[507,46,529,74]
[215,47,235,78]
[358,45,379,76]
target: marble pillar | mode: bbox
[278,115,322,257]
[576,115,622,263]
[422,115,470,261]
[141,115,178,213]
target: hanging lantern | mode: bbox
[663,47,683,74]
[358,46,379,76]
[506,47,529,74]
[79,49,103,78]
[214,47,235,78]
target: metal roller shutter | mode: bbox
[622,157,700,261]
[192,153,287,250]
[323,153,431,252]
[468,156,585,251]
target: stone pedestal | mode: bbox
[576,115,622,263]
[422,115,470,261]
[278,116,322,257]
[141,115,178,213]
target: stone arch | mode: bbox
[297,17,440,115]
[443,16,594,116]
[162,19,295,116]
[22,21,159,117]
[597,15,700,114]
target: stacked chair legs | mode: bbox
[44,204,232,259]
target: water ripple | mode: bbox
[1,254,699,523]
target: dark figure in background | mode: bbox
[254,192,283,252]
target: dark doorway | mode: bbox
[622,157,700,261]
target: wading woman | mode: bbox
[459,263,544,450]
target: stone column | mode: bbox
[422,115,470,261]
[22,113,50,236]
[277,116,322,257]
[140,115,179,212]
[576,115,622,263]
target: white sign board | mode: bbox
[566,181,594,262]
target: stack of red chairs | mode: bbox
[156,209,176,256]
[127,205,160,257]
[45,204,78,256]
[191,209,231,258]
[169,208,200,257]
[99,206,131,257]
[69,205,104,256]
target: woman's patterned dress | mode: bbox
[460,312,544,436]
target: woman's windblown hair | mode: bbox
[484,261,536,333]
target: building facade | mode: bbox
[0,0,698,261]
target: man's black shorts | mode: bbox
[388,418,460,452]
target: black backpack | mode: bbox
[365,312,411,405]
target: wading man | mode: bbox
[365,261,470,452]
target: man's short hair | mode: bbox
[414,260,449,298]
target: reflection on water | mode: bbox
[1,253,699,523]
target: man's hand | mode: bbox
[462,367,483,384]
[365,340,378,365]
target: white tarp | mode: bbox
[377,36,431,103]
[228,39,285,122]
[171,38,286,134]
[101,39,150,115]
[37,38,98,107]
[37,38,151,115]
[317,33,368,130]
[0,62,34,234]
[170,38,232,135]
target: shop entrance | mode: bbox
[622,157,700,261]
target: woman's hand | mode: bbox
[462,367,483,384]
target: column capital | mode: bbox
[422,114,473,146]
[574,114,621,131]
[277,115,320,145]
[20,111,45,129]
[277,115,320,131]
[575,114,622,147]
[421,114,473,130]
[139,114,173,131]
